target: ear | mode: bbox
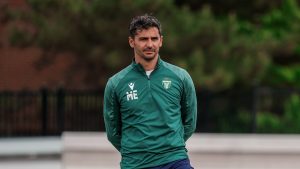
[129,37,134,48]
[159,35,163,47]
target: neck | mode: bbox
[134,55,158,71]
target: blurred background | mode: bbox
[0,0,300,168]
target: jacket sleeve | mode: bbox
[181,71,197,141]
[103,79,121,151]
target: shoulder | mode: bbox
[106,64,133,89]
[162,61,191,81]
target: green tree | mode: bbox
[174,0,283,21]
[8,0,298,90]
[261,0,300,87]
[9,0,180,88]
[161,6,274,90]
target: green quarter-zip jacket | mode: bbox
[103,57,197,169]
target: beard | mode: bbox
[141,48,157,62]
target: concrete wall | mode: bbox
[62,132,300,169]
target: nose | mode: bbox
[146,39,154,48]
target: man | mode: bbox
[103,14,197,169]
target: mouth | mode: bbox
[145,51,154,55]
[144,49,155,55]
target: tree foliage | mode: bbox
[8,0,300,90]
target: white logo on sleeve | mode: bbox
[126,82,138,101]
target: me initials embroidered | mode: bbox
[126,90,138,101]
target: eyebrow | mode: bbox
[138,36,159,39]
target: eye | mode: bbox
[151,37,159,41]
[139,37,148,41]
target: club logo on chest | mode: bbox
[162,79,172,89]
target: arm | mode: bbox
[103,79,122,151]
[181,71,197,141]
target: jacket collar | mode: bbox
[131,56,162,72]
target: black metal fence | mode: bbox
[0,87,299,137]
[0,88,103,137]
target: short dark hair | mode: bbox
[129,14,162,38]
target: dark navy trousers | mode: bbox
[146,158,194,169]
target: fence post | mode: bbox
[57,87,65,134]
[197,89,211,132]
[251,86,259,133]
[41,88,48,136]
